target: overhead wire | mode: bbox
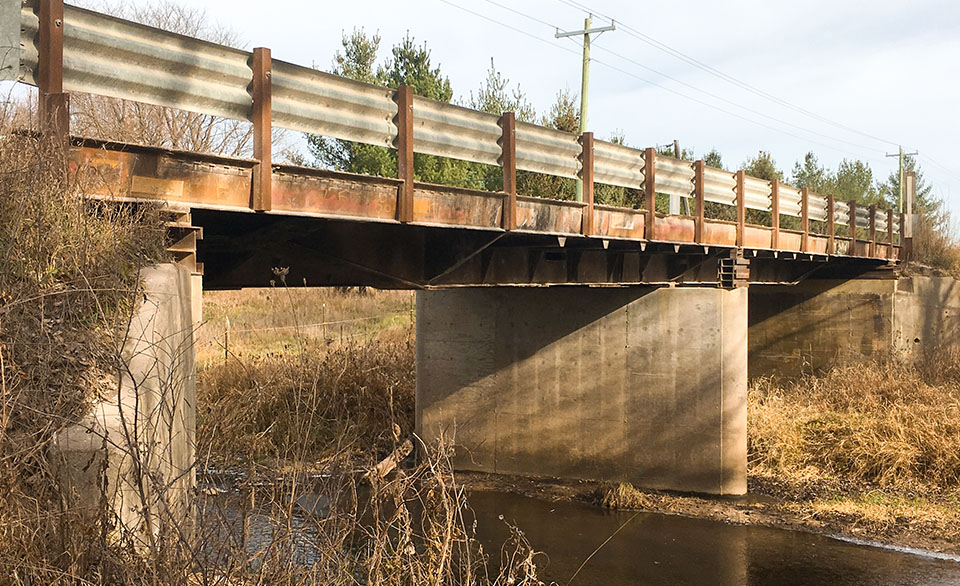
[553,0,906,150]
[480,0,887,156]
[443,0,888,163]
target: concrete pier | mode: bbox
[52,263,196,547]
[417,286,748,496]
[749,276,960,376]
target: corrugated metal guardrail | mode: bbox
[14,0,902,253]
[411,96,501,166]
[22,2,254,121]
[515,121,581,179]
[655,157,694,199]
[593,139,644,189]
[273,60,397,147]
[741,174,770,211]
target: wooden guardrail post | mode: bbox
[693,160,705,244]
[580,132,594,236]
[500,111,517,230]
[643,147,656,240]
[735,170,746,248]
[395,85,415,223]
[868,204,877,258]
[826,194,836,255]
[800,187,810,253]
[38,0,69,157]
[770,179,780,250]
[848,200,858,254]
[251,47,272,211]
[886,208,894,260]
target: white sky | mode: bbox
[15,0,960,211]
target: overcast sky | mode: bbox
[18,0,960,212]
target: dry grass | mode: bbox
[749,349,960,490]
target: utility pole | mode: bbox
[886,146,918,213]
[556,15,615,202]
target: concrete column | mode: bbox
[52,263,196,548]
[417,286,748,496]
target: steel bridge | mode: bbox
[8,0,909,290]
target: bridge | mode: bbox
[11,0,950,508]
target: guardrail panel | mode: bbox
[28,3,255,121]
[592,139,645,188]
[272,60,396,147]
[655,157,694,199]
[515,122,581,179]
[411,96,501,165]
[741,175,770,211]
[778,184,802,217]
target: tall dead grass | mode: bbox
[0,129,168,581]
[750,348,960,491]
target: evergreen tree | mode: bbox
[740,150,784,182]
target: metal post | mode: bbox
[643,147,656,240]
[770,179,780,250]
[500,112,517,231]
[826,193,835,255]
[395,85,415,223]
[735,170,746,248]
[252,47,272,212]
[886,208,894,260]
[38,0,69,156]
[868,204,877,257]
[580,132,594,236]
[800,187,810,253]
[693,160,705,244]
[848,199,858,254]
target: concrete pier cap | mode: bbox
[416,286,748,496]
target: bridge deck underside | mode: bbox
[69,140,896,289]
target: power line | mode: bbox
[449,0,888,163]
[553,0,905,150]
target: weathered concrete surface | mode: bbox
[749,276,960,377]
[52,264,196,547]
[417,286,747,496]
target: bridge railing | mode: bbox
[11,0,901,259]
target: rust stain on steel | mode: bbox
[516,197,583,235]
[778,231,803,252]
[701,221,736,247]
[593,206,645,239]
[412,186,501,228]
[653,215,695,243]
[70,145,251,208]
[806,235,829,254]
[742,225,772,249]
[272,172,397,220]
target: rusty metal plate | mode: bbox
[702,221,737,247]
[272,171,398,220]
[742,225,773,249]
[413,186,502,228]
[516,197,583,235]
[594,206,645,239]
[70,144,251,209]
[653,215,695,242]
[807,235,829,254]
[779,230,802,252]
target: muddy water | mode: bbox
[468,491,960,586]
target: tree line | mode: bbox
[307,29,939,222]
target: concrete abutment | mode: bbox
[416,286,748,496]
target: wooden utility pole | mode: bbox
[556,15,615,202]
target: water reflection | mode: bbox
[468,491,960,586]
